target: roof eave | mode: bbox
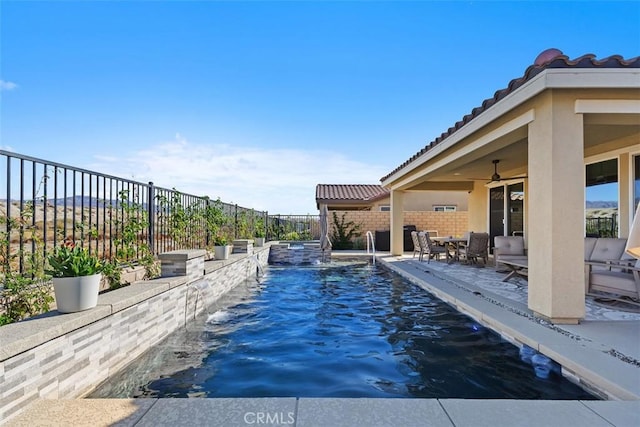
[381,68,640,188]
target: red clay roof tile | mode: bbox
[315,184,390,204]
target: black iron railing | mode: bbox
[585,215,618,238]
[269,214,321,241]
[1,150,276,275]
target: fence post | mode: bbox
[234,204,239,239]
[5,155,13,272]
[147,182,155,254]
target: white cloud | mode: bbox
[90,135,388,214]
[0,80,18,91]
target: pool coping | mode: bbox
[4,397,639,426]
[0,248,272,362]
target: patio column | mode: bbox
[619,152,630,238]
[390,189,405,255]
[527,92,585,324]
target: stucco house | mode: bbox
[315,184,468,211]
[380,49,640,324]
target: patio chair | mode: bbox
[417,231,448,263]
[494,236,526,271]
[459,232,489,265]
[455,231,472,252]
[411,231,421,258]
[585,258,640,306]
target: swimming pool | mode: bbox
[90,260,595,399]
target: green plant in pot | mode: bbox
[46,241,104,313]
[254,217,266,247]
[212,230,232,260]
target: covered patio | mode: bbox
[381,49,640,324]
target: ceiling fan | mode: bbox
[469,159,527,184]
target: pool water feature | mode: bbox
[90,260,596,399]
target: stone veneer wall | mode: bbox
[0,247,269,423]
[268,242,331,264]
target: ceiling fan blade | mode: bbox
[464,161,527,182]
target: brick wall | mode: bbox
[330,210,469,239]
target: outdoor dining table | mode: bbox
[431,236,468,264]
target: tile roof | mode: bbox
[381,49,640,182]
[315,184,390,204]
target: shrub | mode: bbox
[330,212,362,249]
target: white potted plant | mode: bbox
[46,241,103,313]
[213,231,232,260]
[254,217,266,247]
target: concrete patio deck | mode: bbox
[4,251,640,426]
[4,397,639,426]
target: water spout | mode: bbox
[366,231,376,265]
[185,279,213,326]
[249,254,265,283]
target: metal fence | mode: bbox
[585,215,618,238]
[1,150,282,275]
[268,214,321,241]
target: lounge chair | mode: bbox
[459,232,489,265]
[494,235,527,271]
[585,259,640,305]
[584,236,640,305]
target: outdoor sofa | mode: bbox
[584,237,640,304]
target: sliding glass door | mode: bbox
[489,187,505,250]
[489,182,525,249]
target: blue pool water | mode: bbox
[90,260,595,399]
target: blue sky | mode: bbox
[1,1,639,213]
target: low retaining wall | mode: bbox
[0,247,269,423]
[268,242,331,264]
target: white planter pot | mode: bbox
[214,245,232,260]
[52,273,101,313]
[255,237,265,247]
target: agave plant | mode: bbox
[46,242,103,278]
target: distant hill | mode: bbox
[585,201,618,209]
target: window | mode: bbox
[433,205,456,212]
[379,205,391,212]
[585,158,618,237]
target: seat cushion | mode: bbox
[494,236,524,255]
[584,237,598,261]
[588,238,627,262]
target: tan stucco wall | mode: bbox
[368,191,469,211]
[467,182,489,233]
